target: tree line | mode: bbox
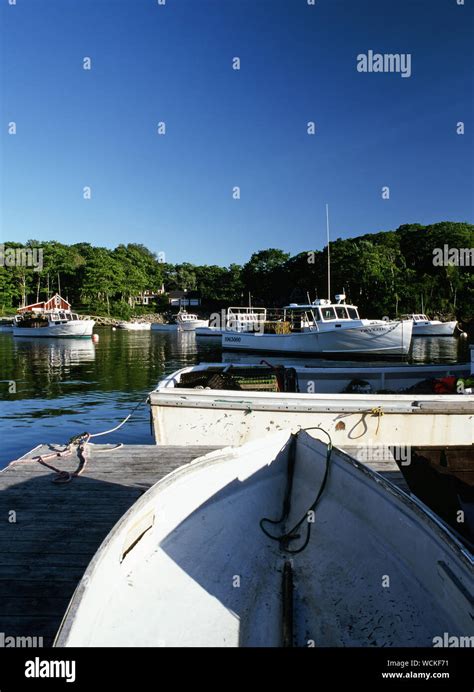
[0,221,472,320]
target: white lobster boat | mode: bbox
[222,296,413,357]
[404,314,458,337]
[13,312,95,338]
[176,311,209,331]
[12,294,95,338]
[54,430,474,647]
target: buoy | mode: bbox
[92,334,99,343]
[112,327,116,331]
[460,331,468,339]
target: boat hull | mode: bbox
[13,320,95,338]
[413,321,457,336]
[222,320,413,356]
[178,319,209,332]
[150,388,474,447]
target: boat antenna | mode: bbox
[326,203,331,301]
[306,291,311,304]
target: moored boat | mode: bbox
[222,295,413,357]
[149,348,474,447]
[176,310,209,331]
[12,294,94,338]
[403,314,458,337]
[54,430,474,647]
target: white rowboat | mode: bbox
[54,430,474,647]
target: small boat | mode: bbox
[403,314,458,337]
[13,295,94,338]
[54,430,473,647]
[0,318,14,333]
[149,359,474,447]
[176,310,209,332]
[116,321,151,331]
[222,295,413,358]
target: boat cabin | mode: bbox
[283,295,360,330]
[402,314,431,323]
[177,312,200,322]
[16,295,81,326]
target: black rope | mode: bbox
[260,426,333,554]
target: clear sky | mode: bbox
[1,0,473,266]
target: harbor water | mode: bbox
[0,330,468,469]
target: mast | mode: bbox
[326,203,331,300]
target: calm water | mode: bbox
[0,330,468,468]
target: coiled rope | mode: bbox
[28,397,149,483]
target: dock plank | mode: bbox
[0,443,220,646]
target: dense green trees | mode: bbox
[0,222,472,319]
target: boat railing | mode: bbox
[226,307,322,334]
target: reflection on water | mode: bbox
[0,329,220,467]
[0,330,469,467]
[14,337,97,367]
[410,336,469,363]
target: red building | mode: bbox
[18,294,71,313]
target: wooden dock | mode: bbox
[0,443,220,646]
[0,441,409,647]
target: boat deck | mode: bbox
[0,442,409,646]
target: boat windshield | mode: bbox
[347,307,359,319]
[320,307,336,320]
[335,306,349,319]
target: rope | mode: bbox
[30,397,148,483]
[370,406,384,435]
[260,426,332,554]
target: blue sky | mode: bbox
[1,0,473,266]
